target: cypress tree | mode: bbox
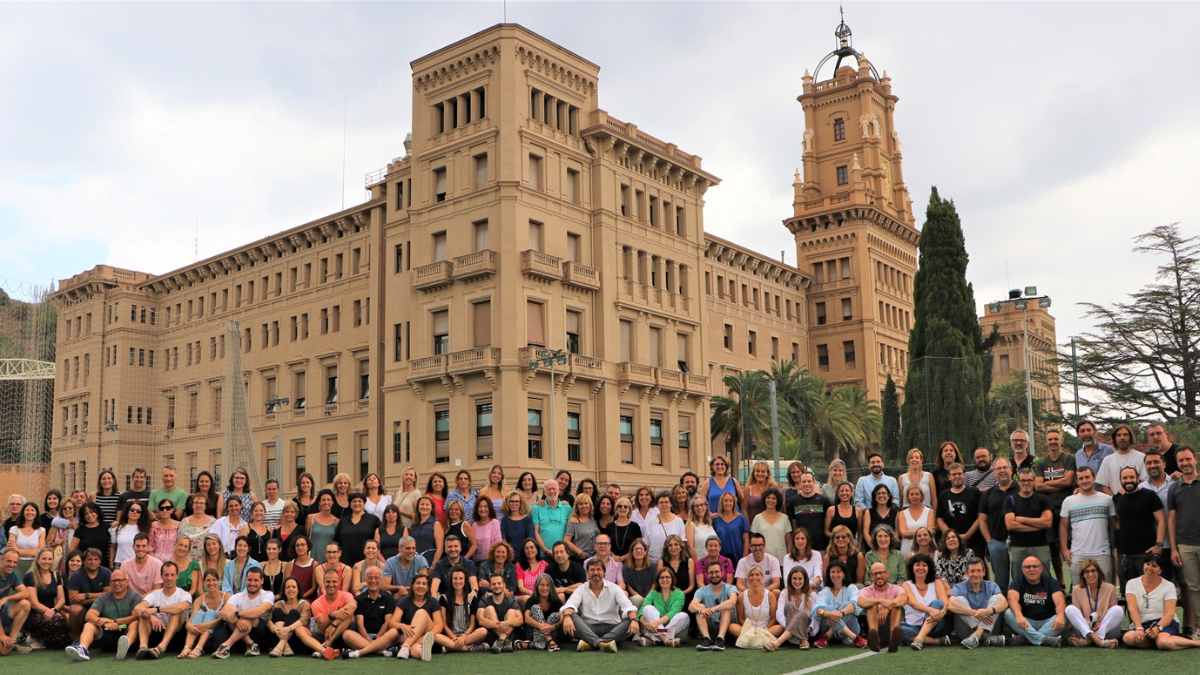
[881,375,901,462]
[901,187,989,454]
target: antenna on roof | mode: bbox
[503,0,507,22]
[341,94,348,210]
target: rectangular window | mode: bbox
[771,336,780,360]
[528,220,544,252]
[473,220,488,252]
[350,249,360,276]
[567,404,582,462]
[394,323,404,361]
[358,359,369,401]
[676,206,686,237]
[432,310,449,355]
[320,259,328,283]
[432,231,447,262]
[434,406,450,463]
[324,442,338,484]
[620,319,633,362]
[678,414,692,467]
[529,154,543,191]
[474,153,487,190]
[357,433,369,480]
[526,300,545,347]
[817,344,830,370]
[433,167,447,202]
[620,410,635,464]
[353,299,362,327]
[635,189,645,222]
[650,415,663,466]
[565,310,581,355]
[816,302,827,325]
[393,422,404,463]
[527,398,543,460]
[565,168,579,204]
[325,365,338,405]
[472,300,492,348]
[476,400,493,460]
[748,330,757,356]
[264,376,279,413]
[566,232,581,263]
[834,117,845,142]
[293,370,306,409]
[394,243,404,273]
[676,333,690,372]
[649,195,659,227]
[620,184,631,217]
[840,257,851,279]
[842,297,853,321]
[843,340,856,367]
[723,324,733,350]
[836,165,848,185]
[648,326,662,367]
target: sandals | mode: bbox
[547,640,560,652]
[513,641,531,651]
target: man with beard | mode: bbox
[978,458,1016,591]
[1075,420,1114,479]
[680,472,700,498]
[1168,447,1200,639]
[854,453,899,509]
[965,448,998,492]
[1146,423,1181,477]
[786,471,830,551]
[1098,425,1145,495]
[1035,429,1075,581]
[937,463,985,561]
[562,558,638,652]
[1010,430,1035,472]
[1114,466,1165,594]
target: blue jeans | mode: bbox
[900,600,950,643]
[1003,610,1061,645]
[987,539,1010,592]
[819,613,861,642]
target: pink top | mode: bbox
[149,522,179,561]
[121,555,164,596]
[858,582,904,602]
[472,518,502,561]
[516,560,548,591]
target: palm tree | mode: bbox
[767,361,880,467]
[710,369,770,469]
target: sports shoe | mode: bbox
[343,649,358,659]
[1043,635,1061,648]
[910,640,924,651]
[500,638,514,653]
[421,631,435,661]
[961,633,980,649]
[469,643,489,653]
[941,636,954,646]
[65,643,90,662]
[491,639,503,654]
[632,635,651,647]
[852,635,868,649]
[711,638,726,651]
[321,646,338,660]
[986,635,1007,647]
[1010,635,1028,647]
[813,636,829,649]
[696,637,712,651]
[889,627,901,653]
[246,642,260,657]
[600,640,618,653]
[135,648,152,660]
[397,644,410,659]
[577,639,591,652]
[115,635,131,660]
[381,647,396,658]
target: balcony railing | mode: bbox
[521,250,562,281]
[562,261,599,291]
[413,260,454,291]
[409,354,447,381]
[447,347,501,373]
[452,250,497,281]
[618,362,656,388]
[569,353,603,378]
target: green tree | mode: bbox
[901,187,990,453]
[881,376,901,462]
[710,369,770,467]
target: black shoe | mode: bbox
[868,629,880,652]
[712,638,726,651]
[697,637,712,651]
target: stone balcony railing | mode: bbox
[409,354,447,381]
[453,250,497,281]
[447,347,501,374]
[618,362,656,388]
[413,260,454,291]
[521,250,562,282]
[569,353,603,379]
[562,261,599,291]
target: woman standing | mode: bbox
[713,491,749,563]
[260,538,287,597]
[751,488,792,562]
[932,442,963,497]
[361,472,391,520]
[771,567,815,650]
[702,455,742,516]
[330,472,353,517]
[272,502,303,562]
[305,490,339,564]
[376,504,404,559]
[477,465,507,516]
[897,485,931,558]
[148,497,181,561]
[108,501,144,567]
[910,527,938,560]
[636,566,688,647]
[898,448,936,511]
[821,460,848,504]
[190,471,220,518]
[783,528,824,589]
[631,487,658,531]
[287,535,317,600]
[575,480,599,504]
[443,499,471,556]
[24,547,69,649]
[730,565,779,648]
[514,472,539,512]
[594,494,615,532]
[393,467,422,529]
[646,492,685,563]
[200,534,226,589]
[824,482,861,545]
[623,539,656,605]
[293,472,318,525]
[825,525,865,586]
[93,470,121,527]
[686,496,718,563]
[178,493,214,561]
[659,534,694,597]
[71,503,111,568]
[500,491,534,550]
[446,470,478,524]
[861,484,897,549]
[208,494,248,557]
[425,473,449,524]
[604,496,642,562]
[562,494,598,561]
[333,493,380,567]
[406,496,443,564]
[218,469,256,521]
[743,461,774,526]
[469,498,501,562]
[864,525,905,584]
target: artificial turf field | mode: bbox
[13,644,1200,674]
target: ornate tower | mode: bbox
[786,13,919,400]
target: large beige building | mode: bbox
[980,290,1061,416]
[48,21,916,494]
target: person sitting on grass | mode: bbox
[212,567,273,659]
[1064,559,1122,648]
[339,565,396,659]
[562,557,638,653]
[476,572,523,653]
[1122,554,1200,651]
[947,559,1007,649]
[812,560,864,648]
[64,568,139,662]
[179,568,226,658]
[436,567,488,653]
[130,560,191,659]
[636,566,688,647]
[522,573,564,652]
[387,570,438,661]
[690,560,737,651]
[857,561,906,653]
[1003,555,1066,647]
[900,553,952,650]
[769,566,816,651]
[305,571,356,659]
[729,564,780,650]
[265,577,308,658]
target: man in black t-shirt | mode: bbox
[341,566,398,658]
[476,574,523,652]
[937,463,984,560]
[117,468,151,514]
[389,572,437,661]
[67,548,112,636]
[1003,556,1065,647]
[785,471,830,551]
[430,535,477,596]
[549,543,585,599]
[1003,468,1053,586]
[978,458,1017,591]
[1114,466,1166,594]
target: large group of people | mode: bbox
[2,420,1200,662]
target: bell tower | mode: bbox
[786,12,919,400]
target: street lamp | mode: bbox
[528,348,568,463]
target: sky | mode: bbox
[3,1,1199,353]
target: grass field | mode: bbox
[13,644,1200,674]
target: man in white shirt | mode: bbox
[735,533,782,591]
[214,568,274,658]
[562,558,638,653]
[1097,424,1145,495]
[130,561,192,659]
[261,479,286,530]
[1059,466,1116,582]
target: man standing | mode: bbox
[680,472,700,498]
[1114,466,1165,594]
[1168,446,1200,639]
[854,453,900,508]
[562,558,638,653]
[67,548,111,636]
[978,458,1016,591]
[937,463,985,562]
[1010,430,1034,472]
[965,448,998,492]
[117,468,151,513]
[430,535,477,596]
[1003,556,1065,647]
[476,573,523,653]
[1097,425,1145,495]
[149,466,187,520]
[0,550,30,656]
[261,479,286,529]
[213,568,274,658]
[1059,466,1116,582]
[308,572,356,659]
[1075,420,1114,479]
[383,536,429,596]
[1004,467,1053,584]
[131,561,191,658]
[65,569,140,662]
[340,566,398,659]
[786,471,830,552]
[856,561,905,653]
[1147,423,1181,477]
[689,561,737,651]
[948,559,1008,649]
[1035,429,1075,581]
[735,533,782,591]
[533,479,572,557]
[120,534,163,597]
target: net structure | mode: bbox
[0,283,56,497]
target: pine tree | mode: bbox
[881,375,901,462]
[901,187,990,454]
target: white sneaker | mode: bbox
[115,635,131,660]
[421,631,434,661]
[397,644,410,660]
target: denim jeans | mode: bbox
[819,613,861,642]
[987,539,1011,592]
[899,600,950,643]
[1003,610,1061,646]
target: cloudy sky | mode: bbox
[3,1,1198,351]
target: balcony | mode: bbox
[562,261,599,291]
[413,260,454,291]
[521,250,562,282]
[569,353,604,380]
[453,250,497,282]
[618,362,656,389]
[408,354,447,382]
[657,368,684,391]
[686,373,710,391]
[447,347,501,374]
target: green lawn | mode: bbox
[12,645,1200,674]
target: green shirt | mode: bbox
[532,501,572,548]
[865,550,905,584]
[94,590,142,620]
[639,588,685,620]
[149,488,188,515]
